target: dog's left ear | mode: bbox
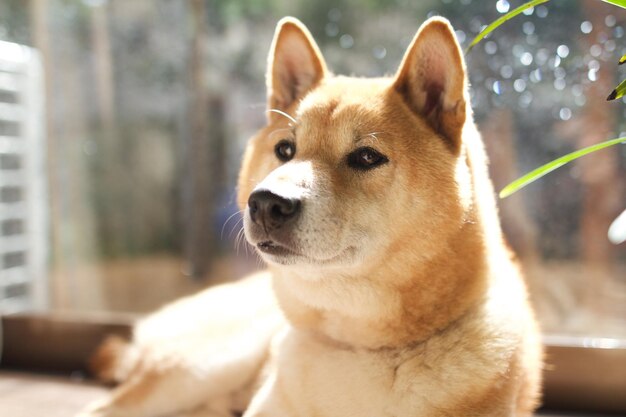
[267,17,327,123]
[394,17,467,149]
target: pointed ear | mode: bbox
[267,17,327,123]
[393,17,467,149]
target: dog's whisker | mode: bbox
[244,235,251,258]
[267,108,297,124]
[235,230,242,256]
[221,210,244,240]
[235,227,248,256]
[268,127,293,140]
[358,131,386,143]
[255,252,263,268]
[234,227,243,254]
[228,217,245,240]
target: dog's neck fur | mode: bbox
[272,222,488,350]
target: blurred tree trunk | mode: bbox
[89,0,118,259]
[578,0,624,311]
[30,0,104,310]
[182,0,214,279]
[90,1,127,310]
[90,3,116,130]
[208,93,226,211]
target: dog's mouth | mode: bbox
[255,239,357,267]
[256,240,301,257]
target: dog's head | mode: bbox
[239,17,474,277]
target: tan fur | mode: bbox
[89,335,134,384]
[79,16,542,417]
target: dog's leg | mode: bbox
[78,331,280,417]
[78,272,283,417]
[77,366,212,417]
[78,362,249,417]
[78,316,283,417]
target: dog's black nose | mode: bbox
[248,189,301,232]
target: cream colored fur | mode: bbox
[78,16,542,417]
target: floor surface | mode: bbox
[0,371,619,417]
[0,371,107,417]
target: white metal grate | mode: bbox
[0,40,47,314]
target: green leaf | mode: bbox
[619,53,626,65]
[466,0,626,54]
[499,137,626,198]
[600,0,626,10]
[607,78,626,100]
[465,0,551,54]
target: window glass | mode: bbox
[0,0,624,340]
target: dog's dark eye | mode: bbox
[275,140,295,162]
[347,147,388,170]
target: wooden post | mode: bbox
[182,0,213,279]
[28,0,63,307]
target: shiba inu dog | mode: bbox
[79,16,542,417]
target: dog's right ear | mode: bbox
[393,17,467,150]
[267,17,327,123]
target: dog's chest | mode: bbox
[247,327,502,417]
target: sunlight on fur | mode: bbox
[78,16,542,417]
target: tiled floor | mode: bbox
[0,371,618,417]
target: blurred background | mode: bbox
[0,0,624,340]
